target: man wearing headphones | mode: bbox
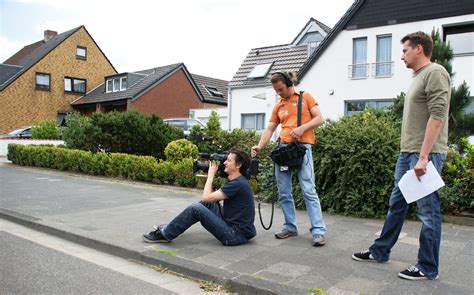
[251,71,327,246]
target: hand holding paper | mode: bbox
[398,161,445,204]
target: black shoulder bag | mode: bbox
[269,91,307,169]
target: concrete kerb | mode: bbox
[0,208,308,295]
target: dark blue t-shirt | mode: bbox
[220,175,256,239]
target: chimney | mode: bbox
[44,30,58,42]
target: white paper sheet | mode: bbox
[398,161,445,204]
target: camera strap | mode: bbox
[297,91,304,128]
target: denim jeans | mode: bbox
[161,201,248,246]
[275,143,326,236]
[369,152,446,279]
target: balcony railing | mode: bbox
[348,63,369,79]
[373,61,394,77]
[348,62,394,79]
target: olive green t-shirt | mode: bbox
[400,63,451,153]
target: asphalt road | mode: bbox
[0,220,223,295]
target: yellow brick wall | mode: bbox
[0,26,116,134]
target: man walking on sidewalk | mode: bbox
[352,31,450,280]
[143,148,256,246]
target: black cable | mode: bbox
[258,162,276,230]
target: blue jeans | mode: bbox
[369,152,446,279]
[275,143,326,236]
[161,201,248,246]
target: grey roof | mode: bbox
[71,63,184,105]
[298,0,474,79]
[0,25,116,91]
[0,64,23,86]
[0,27,80,91]
[229,44,309,88]
[290,17,332,45]
[190,73,228,105]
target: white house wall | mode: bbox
[228,86,280,139]
[299,14,474,120]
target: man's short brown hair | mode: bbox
[401,31,433,57]
[228,148,250,175]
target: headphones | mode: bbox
[272,71,294,87]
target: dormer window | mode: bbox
[247,63,273,79]
[308,41,320,56]
[76,46,86,59]
[106,76,127,93]
[204,85,224,98]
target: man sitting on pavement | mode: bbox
[143,148,256,246]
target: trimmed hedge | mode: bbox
[7,144,193,186]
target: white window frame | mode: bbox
[247,63,273,79]
[76,46,86,59]
[120,77,127,91]
[241,113,265,131]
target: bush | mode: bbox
[441,139,474,214]
[7,144,160,183]
[31,120,61,139]
[155,160,176,184]
[165,139,199,163]
[63,111,183,159]
[312,111,400,218]
[62,112,100,151]
[173,158,196,187]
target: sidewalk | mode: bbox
[1,161,473,294]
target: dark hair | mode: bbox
[270,71,297,86]
[401,31,433,57]
[228,148,250,175]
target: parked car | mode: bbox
[0,126,32,139]
[163,118,205,137]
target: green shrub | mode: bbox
[441,139,474,214]
[63,111,182,159]
[62,112,99,151]
[173,158,196,187]
[31,120,60,139]
[155,160,176,184]
[312,111,400,218]
[6,144,161,183]
[165,139,199,163]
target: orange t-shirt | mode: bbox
[269,91,318,144]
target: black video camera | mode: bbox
[193,152,259,179]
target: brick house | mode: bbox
[71,63,228,118]
[0,26,116,134]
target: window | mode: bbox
[376,35,392,77]
[308,41,318,56]
[351,37,368,78]
[76,46,86,59]
[35,73,50,90]
[120,77,127,91]
[345,99,393,116]
[204,85,224,98]
[106,76,127,93]
[241,113,265,130]
[444,23,474,56]
[64,77,86,94]
[166,120,186,129]
[247,63,273,79]
[106,79,113,93]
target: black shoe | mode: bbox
[142,227,170,243]
[352,250,376,262]
[274,229,298,239]
[398,266,437,280]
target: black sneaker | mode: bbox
[274,229,298,239]
[142,227,170,243]
[352,250,376,262]
[398,266,437,280]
